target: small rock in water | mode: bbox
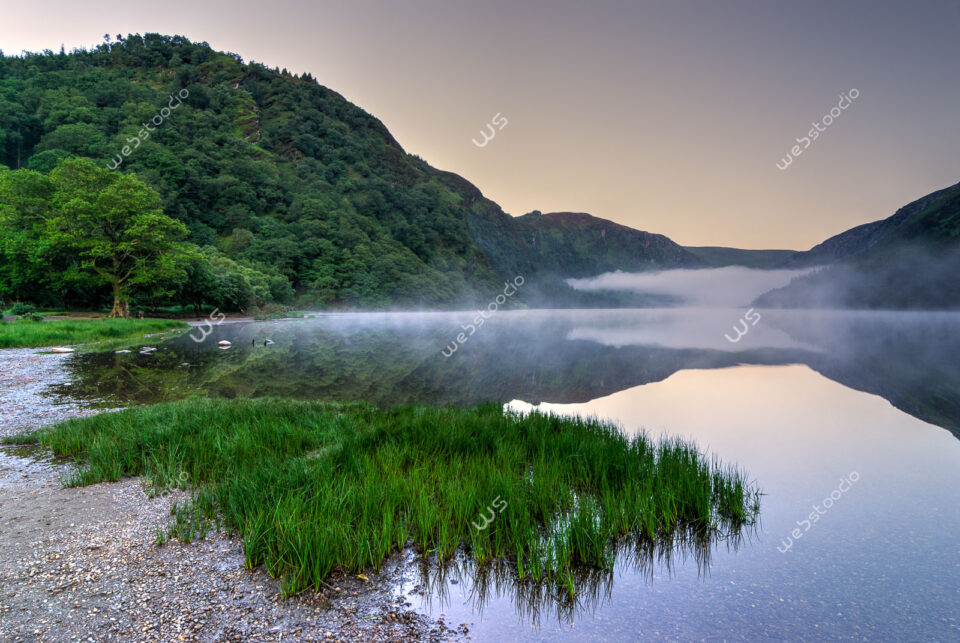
[218,340,232,346]
[115,350,131,354]
[49,347,75,354]
[264,339,274,345]
[140,347,157,352]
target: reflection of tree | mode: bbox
[53,319,727,407]
[55,314,960,439]
[53,351,199,407]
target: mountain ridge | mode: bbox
[784,180,960,267]
[0,34,701,310]
[1,33,957,311]
[755,181,960,309]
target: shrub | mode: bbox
[7,302,36,316]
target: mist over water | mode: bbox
[566,267,816,307]
[41,308,960,640]
[565,308,817,352]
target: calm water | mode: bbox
[50,309,960,640]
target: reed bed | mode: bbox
[9,397,760,595]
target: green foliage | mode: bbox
[0,34,705,311]
[0,35,501,309]
[26,149,75,173]
[0,317,187,348]
[0,158,194,316]
[178,246,293,313]
[6,301,36,316]
[12,397,760,596]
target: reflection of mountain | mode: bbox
[56,312,960,440]
[762,312,960,438]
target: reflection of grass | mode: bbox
[416,527,743,627]
[9,397,760,596]
[0,318,189,349]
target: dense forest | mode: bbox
[0,33,699,315]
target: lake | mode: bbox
[49,308,960,640]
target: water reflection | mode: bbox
[51,309,960,439]
[35,309,960,639]
[425,364,960,640]
[406,526,754,629]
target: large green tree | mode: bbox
[0,165,84,305]
[0,158,192,316]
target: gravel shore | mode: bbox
[0,348,468,642]
[0,348,101,439]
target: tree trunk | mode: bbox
[108,277,128,318]
[108,295,125,318]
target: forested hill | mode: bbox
[784,180,960,268]
[755,181,960,309]
[0,34,699,311]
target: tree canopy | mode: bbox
[0,158,193,316]
[0,34,499,311]
[0,33,699,313]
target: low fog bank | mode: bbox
[566,309,817,352]
[566,267,816,307]
[755,245,960,310]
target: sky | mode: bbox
[2,0,959,250]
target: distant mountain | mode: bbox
[755,181,960,309]
[785,181,960,267]
[3,34,955,311]
[463,206,702,279]
[683,246,797,269]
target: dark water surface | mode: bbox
[50,309,960,640]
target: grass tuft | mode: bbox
[11,397,760,596]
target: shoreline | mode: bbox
[0,347,464,641]
[0,348,100,439]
